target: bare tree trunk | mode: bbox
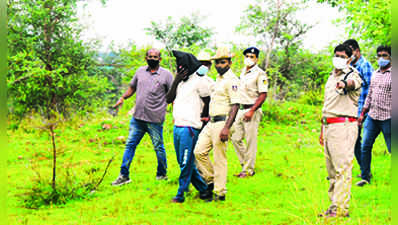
[264,0,282,70]
[50,125,57,192]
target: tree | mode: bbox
[145,13,214,72]
[237,0,313,99]
[317,0,391,46]
[7,0,108,194]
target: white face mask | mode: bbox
[244,57,256,67]
[332,57,348,70]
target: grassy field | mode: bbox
[7,101,391,225]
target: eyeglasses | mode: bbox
[377,53,389,58]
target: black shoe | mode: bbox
[214,194,225,201]
[356,179,370,187]
[199,190,213,201]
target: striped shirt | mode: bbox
[352,56,373,116]
[363,67,391,120]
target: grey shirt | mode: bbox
[130,66,173,123]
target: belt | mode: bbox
[322,117,357,124]
[240,104,254,110]
[210,115,227,123]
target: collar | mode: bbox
[243,64,258,75]
[353,55,364,68]
[376,66,392,74]
[146,66,160,75]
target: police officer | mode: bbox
[319,44,362,217]
[231,47,268,178]
[194,46,240,201]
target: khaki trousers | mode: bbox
[231,108,262,175]
[194,121,228,196]
[323,120,358,216]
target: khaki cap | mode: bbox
[211,46,235,60]
[197,51,212,62]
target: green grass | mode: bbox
[7,101,391,224]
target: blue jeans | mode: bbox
[120,118,167,178]
[173,126,208,201]
[360,116,391,181]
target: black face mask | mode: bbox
[216,66,229,75]
[147,59,159,68]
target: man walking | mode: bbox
[111,48,173,186]
[319,44,362,217]
[165,50,213,203]
[343,39,373,177]
[356,45,391,187]
[231,47,267,178]
[194,47,240,201]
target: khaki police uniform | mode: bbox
[231,65,268,175]
[194,69,240,196]
[322,66,362,216]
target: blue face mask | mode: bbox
[196,65,209,76]
[378,58,390,67]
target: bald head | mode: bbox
[146,48,161,69]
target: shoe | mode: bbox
[156,175,168,180]
[318,209,335,217]
[199,190,213,201]
[214,194,225,201]
[238,172,248,178]
[111,175,131,186]
[356,179,369,187]
[171,197,184,203]
[248,171,255,176]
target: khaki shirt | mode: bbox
[239,64,268,104]
[322,66,362,118]
[209,69,240,116]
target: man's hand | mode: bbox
[175,67,189,82]
[336,81,346,90]
[243,110,254,122]
[358,115,365,127]
[113,97,124,108]
[219,127,230,142]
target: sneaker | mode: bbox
[111,175,131,186]
[238,172,248,178]
[156,175,168,180]
[171,197,184,203]
[214,194,225,201]
[356,179,369,187]
[318,209,335,217]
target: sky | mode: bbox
[77,0,347,52]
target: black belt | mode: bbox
[240,104,254,110]
[210,115,226,123]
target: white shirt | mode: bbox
[173,74,214,129]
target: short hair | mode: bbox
[334,44,352,57]
[343,39,360,51]
[146,48,161,58]
[377,45,391,56]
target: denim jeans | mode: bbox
[360,116,391,181]
[120,118,167,178]
[173,126,208,201]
